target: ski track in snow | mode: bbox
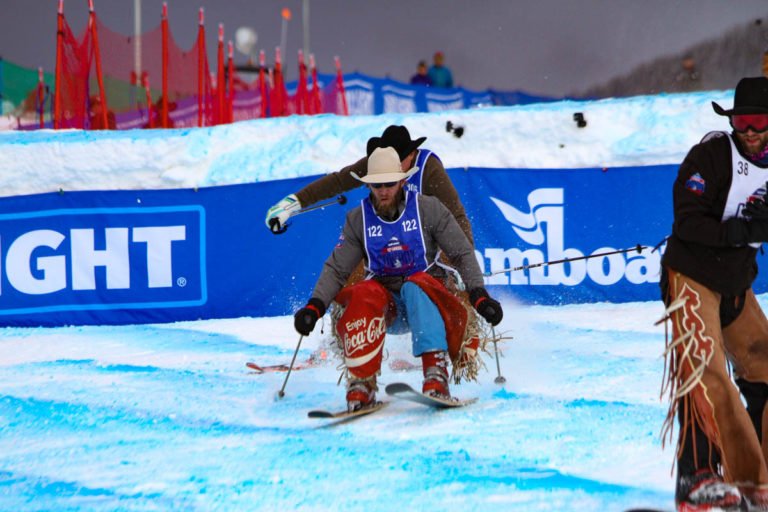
[0,299,679,511]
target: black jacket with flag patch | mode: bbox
[662,132,762,296]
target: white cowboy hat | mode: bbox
[353,147,418,184]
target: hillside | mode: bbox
[580,16,768,98]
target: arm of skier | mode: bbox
[310,208,366,309]
[265,157,367,233]
[672,143,733,247]
[421,158,475,246]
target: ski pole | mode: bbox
[491,326,505,384]
[270,195,347,234]
[483,244,646,276]
[294,194,347,216]
[277,334,304,399]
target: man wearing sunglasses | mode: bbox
[292,147,502,412]
[660,77,768,511]
[264,124,473,246]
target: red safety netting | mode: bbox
[92,5,214,128]
[49,1,348,131]
[54,9,91,128]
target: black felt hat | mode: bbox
[366,125,427,160]
[712,77,768,116]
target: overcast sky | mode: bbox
[2,0,767,96]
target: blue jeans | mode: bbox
[388,281,447,356]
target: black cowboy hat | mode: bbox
[366,125,427,160]
[712,77,768,116]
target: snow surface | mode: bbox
[0,89,744,511]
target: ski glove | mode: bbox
[294,298,326,336]
[724,217,768,246]
[265,194,302,234]
[745,197,768,222]
[469,288,503,326]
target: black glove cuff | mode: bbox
[745,198,768,221]
[725,218,750,246]
[469,287,490,309]
[307,297,326,317]
[748,219,768,245]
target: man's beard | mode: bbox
[372,190,403,220]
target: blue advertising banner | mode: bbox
[454,166,674,304]
[339,72,571,115]
[0,181,363,326]
[1,165,765,326]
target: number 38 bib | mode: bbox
[362,192,428,277]
[719,133,768,248]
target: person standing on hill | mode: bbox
[410,60,433,86]
[659,76,768,511]
[428,51,454,89]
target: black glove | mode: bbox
[469,288,503,326]
[725,217,768,246]
[294,298,326,336]
[745,197,768,221]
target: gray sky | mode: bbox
[2,0,767,96]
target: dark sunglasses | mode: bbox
[731,114,768,133]
[370,181,399,189]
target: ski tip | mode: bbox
[245,362,264,373]
[307,410,335,419]
[384,382,415,395]
[307,401,387,420]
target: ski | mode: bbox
[384,382,477,408]
[387,358,421,372]
[307,401,387,421]
[246,358,418,374]
[246,361,316,373]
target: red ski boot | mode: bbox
[676,470,742,511]
[346,378,377,412]
[421,351,450,399]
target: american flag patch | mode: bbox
[685,172,706,195]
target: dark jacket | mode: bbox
[662,132,763,295]
[410,74,432,86]
[311,193,483,308]
[295,151,474,245]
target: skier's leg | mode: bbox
[737,377,768,444]
[334,280,394,410]
[722,289,768,507]
[665,271,767,507]
[400,281,450,397]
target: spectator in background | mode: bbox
[762,49,768,78]
[428,51,454,89]
[88,95,116,130]
[410,60,432,86]
[144,96,177,129]
[674,54,700,92]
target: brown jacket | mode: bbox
[295,151,475,246]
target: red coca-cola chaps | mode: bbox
[333,272,475,380]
